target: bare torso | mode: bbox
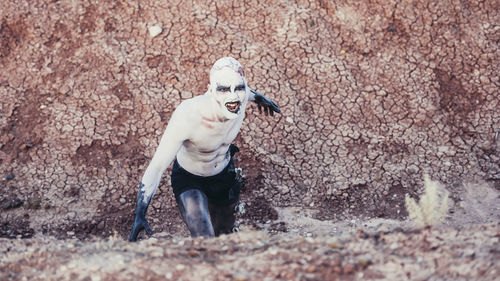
[138,93,248,201]
[176,94,245,176]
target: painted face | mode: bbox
[209,57,249,120]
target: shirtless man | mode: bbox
[129,57,280,241]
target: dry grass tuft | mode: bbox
[405,174,449,227]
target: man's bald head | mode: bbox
[210,57,245,84]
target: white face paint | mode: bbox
[209,57,249,120]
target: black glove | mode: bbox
[129,184,153,242]
[251,89,281,116]
[229,144,240,157]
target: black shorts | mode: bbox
[171,153,241,206]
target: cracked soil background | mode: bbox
[0,0,499,280]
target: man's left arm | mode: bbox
[248,88,281,116]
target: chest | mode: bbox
[188,116,243,152]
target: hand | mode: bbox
[129,184,153,242]
[251,89,281,116]
[129,214,153,242]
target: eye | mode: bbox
[217,86,230,92]
[235,85,246,91]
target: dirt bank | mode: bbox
[1,222,498,281]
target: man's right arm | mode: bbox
[129,104,190,242]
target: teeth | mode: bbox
[226,102,240,112]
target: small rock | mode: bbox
[59,85,71,95]
[6,174,15,180]
[148,25,163,37]
[187,249,198,257]
[328,242,343,249]
[2,198,23,210]
[97,221,105,230]
[233,272,249,281]
[343,263,356,274]
[278,185,289,194]
[305,265,316,273]
[180,91,193,99]
[357,257,372,268]
[150,248,164,257]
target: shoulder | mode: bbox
[178,95,209,109]
[170,94,209,121]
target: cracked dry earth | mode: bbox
[1,223,499,281]
[0,0,499,280]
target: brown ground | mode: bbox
[0,0,499,280]
[0,223,498,281]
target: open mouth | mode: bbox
[225,101,240,113]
